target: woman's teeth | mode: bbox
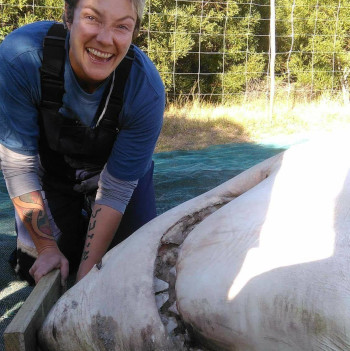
[87,48,113,59]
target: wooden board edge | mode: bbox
[4,269,62,351]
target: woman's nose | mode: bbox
[96,26,114,46]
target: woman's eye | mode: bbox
[86,15,95,21]
[116,25,131,32]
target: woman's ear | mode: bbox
[64,3,72,30]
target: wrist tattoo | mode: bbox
[82,250,89,261]
[82,207,101,261]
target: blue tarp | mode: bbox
[153,142,286,214]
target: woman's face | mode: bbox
[66,0,136,92]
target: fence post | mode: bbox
[269,0,276,120]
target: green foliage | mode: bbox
[1,0,349,102]
[135,0,197,91]
[275,0,350,98]
[0,0,63,41]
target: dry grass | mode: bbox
[155,97,350,152]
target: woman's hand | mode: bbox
[29,246,69,286]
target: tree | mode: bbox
[275,0,350,102]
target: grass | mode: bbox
[155,97,350,153]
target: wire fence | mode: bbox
[1,0,350,109]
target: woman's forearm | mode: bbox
[12,190,58,252]
[76,204,123,281]
[12,190,69,285]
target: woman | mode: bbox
[0,0,164,285]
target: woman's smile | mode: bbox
[87,48,114,62]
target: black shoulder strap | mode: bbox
[96,46,135,130]
[40,23,67,110]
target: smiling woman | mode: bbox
[0,0,165,287]
[67,0,137,92]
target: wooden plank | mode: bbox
[4,269,62,351]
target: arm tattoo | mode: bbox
[13,192,54,242]
[88,221,96,231]
[82,250,89,261]
[82,207,101,261]
[96,260,102,270]
[91,208,101,218]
